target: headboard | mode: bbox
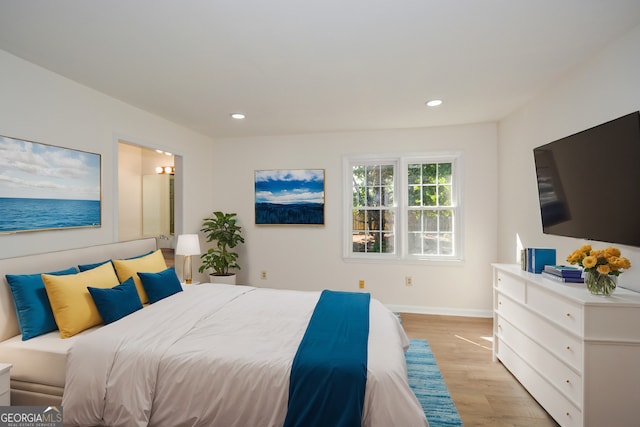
[0,238,157,342]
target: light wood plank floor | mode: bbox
[401,313,560,427]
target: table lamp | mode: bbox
[175,234,201,284]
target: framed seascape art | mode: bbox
[0,135,101,233]
[255,169,325,225]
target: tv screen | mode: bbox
[533,111,640,247]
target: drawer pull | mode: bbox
[566,313,571,317]
[565,379,571,384]
[499,301,502,305]
[566,345,571,351]
[566,412,570,417]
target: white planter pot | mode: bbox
[209,274,237,285]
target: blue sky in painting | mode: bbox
[255,169,324,205]
[0,135,100,200]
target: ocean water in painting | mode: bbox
[0,198,101,232]
[255,202,324,225]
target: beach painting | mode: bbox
[0,135,101,233]
[255,169,325,225]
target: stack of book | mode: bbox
[541,265,584,283]
[520,248,556,274]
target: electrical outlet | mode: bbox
[405,276,413,286]
[359,279,365,289]
[261,271,267,280]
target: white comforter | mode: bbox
[63,284,428,427]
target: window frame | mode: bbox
[343,152,463,263]
[346,157,399,260]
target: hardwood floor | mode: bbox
[401,313,560,427]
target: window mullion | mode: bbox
[397,158,406,259]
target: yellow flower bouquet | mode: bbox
[566,244,631,295]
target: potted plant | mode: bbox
[198,211,245,284]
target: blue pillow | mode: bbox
[138,267,183,304]
[78,251,154,272]
[78,259,111,272]
[6,267,78,340]
[88,277,143,324]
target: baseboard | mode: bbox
[386,304,492,318]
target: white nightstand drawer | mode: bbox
[0,363,10,406]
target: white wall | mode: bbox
[498,23,640,291]
[0,50,214,270]
[117,143,144,240]
[213,124,498,315]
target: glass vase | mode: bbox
[585,271,617,296]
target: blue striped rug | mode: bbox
[406,339,463,427]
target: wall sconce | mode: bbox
[175,234,201,284]
[155,166,175,174]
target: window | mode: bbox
[351,162,397,255]
[407,162,454,256]
[344,153,462,262]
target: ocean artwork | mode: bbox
[255,169,325,225]
[0,135,101,233]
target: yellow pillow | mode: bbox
[112,250,167,304]
[42,262,120,338]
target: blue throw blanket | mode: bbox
[283,290,371,427]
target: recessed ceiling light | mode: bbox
[231,113,246,120]
[425,99,443,107]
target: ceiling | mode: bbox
[1,1,640,139]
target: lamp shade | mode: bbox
[175,234,201,256]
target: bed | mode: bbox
[0,239,428,426]
[0,238,158,405]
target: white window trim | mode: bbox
[343,152,464,263]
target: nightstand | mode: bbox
[0,363,11,406]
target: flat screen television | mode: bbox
[533,111,640,247]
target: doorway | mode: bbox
[117,140,178,246]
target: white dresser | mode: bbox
[0,363,11,406]
[492,264,640,427]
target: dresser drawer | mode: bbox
[496,293,583,371]
[496,271,526,303]
[527,283,584,335]
[0,367,9,396]
[0,390,8,406]
[497,338,582,427]
[497,315,583,405]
